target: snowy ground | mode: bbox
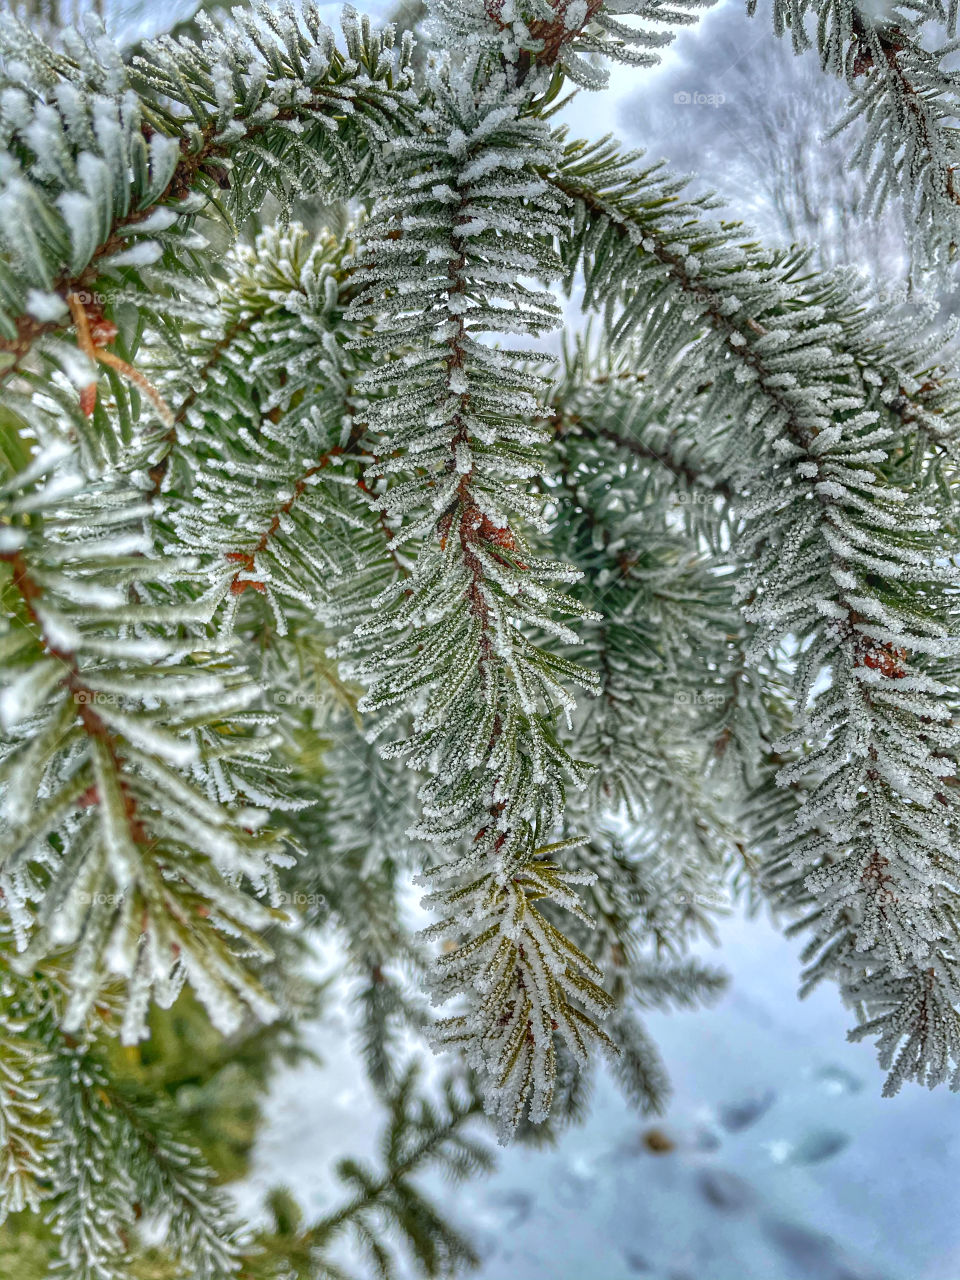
[236,908,960,1280]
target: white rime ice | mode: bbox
[4,4,960,1258]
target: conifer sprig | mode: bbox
[335,48,613,1135]
[550,136,960,1091]
[0,452,291,1042]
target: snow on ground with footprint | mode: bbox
[236,907,960,1280]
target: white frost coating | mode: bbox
[133,207,180,233]
[101,240,163,267]
[564,0,589,28]
[25,289,68,321]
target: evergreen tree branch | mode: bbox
[247,1066,491,1280]
[0,4,416,379]
[332,42,616,1136]
[549,135,960,1090]
[0,453,293,1040]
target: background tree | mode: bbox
[618,2,911,276]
